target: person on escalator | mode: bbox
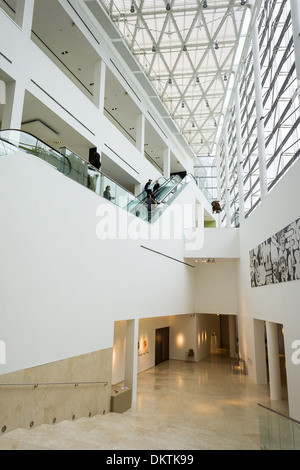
[144,179,154,196]
[153,180,160,193]
[146,194,157,222]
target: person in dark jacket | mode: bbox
[89,152,101,170]
[103,186,115,201]
[88,152,101,190]
[144,179,153,196]
[146,194,157,221]
[153,180,160,193]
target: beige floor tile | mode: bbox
[0,352,289,450]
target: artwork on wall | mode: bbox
[138,336,149,356]
[250,217,300,287]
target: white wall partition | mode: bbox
[0,152,196,375]
[238,158,300,419]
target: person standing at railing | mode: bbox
[88,152,101,191]
[89,151,101,170]
[103,186,115,202]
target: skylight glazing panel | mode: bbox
[103,0,252,160]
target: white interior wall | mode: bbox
[112,314,221,384]
[196,314,221,361]
[195,259,239,315]
[169,314,197,361]
[0,153,196,375]
[237,159,300,420]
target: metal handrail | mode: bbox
[0,380,108,388]
[257,403,300,425]
[0,130,72,176]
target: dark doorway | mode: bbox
[155,327,169,366]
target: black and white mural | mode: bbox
[250,217,300,287]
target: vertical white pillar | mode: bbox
[234,88,245,224]
[253,319,268,384]
[15,0,35,36]
[134,183,142,196]
[252,20,268,201]
[124,319,139,404]
[266,321,282,401]
[228,315,236,358]
[93,60,106,110]
[163,147,170,179]
[1,81,25,131]
[0,81,6,105]
[136,113,145,154]
[290,0,300,109]
[223,132,231,228]
[215,146,221,228]
[1,0,34,133]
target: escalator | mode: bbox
[0,129,197,223]
[126,175,180,215]
[127,174,184,220]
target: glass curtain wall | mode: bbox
[219,0,300,226]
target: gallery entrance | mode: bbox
[155,327,169,366]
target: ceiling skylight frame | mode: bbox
[102,0,251,156]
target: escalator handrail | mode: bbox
[132,174,188,219]
[129,175,183,215]
[1,130,199,223]
[150,173,197,210]
[0,129,146,215]
[0,129,72,176]
[135,176,168,202]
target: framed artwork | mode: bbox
[250,217,300,287]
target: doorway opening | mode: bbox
[155,327,169,366]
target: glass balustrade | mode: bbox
[149,174,196,223]
[0,130,199,224]
[0,129,71,175]
[258,404,300,450]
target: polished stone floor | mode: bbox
[0,351,289,450]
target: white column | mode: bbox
[136,113,145,154]
[223,132,231,228]
[124,319,139,404]
[215,146,221,228]
[252,20,268,201]
[1,80,25,131]
[163,147,170,179]
[266,321,282,401]
[253,319,268,384]
[228,315,236,358]
[134,183,142,196]
[290,0,300,109]
[93,60,106,110]
[0,81,6,105]
[234,88,245,224]
[15,0,35,36]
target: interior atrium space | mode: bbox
[0,0,300,452]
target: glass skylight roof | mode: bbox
[102,0,251,157]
